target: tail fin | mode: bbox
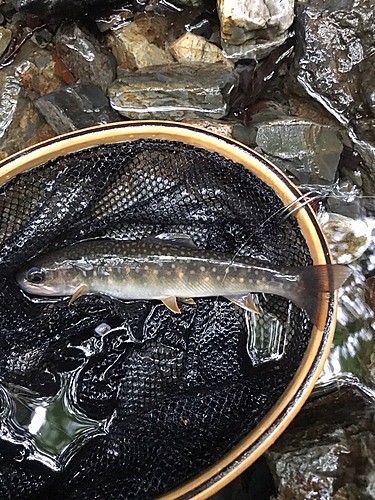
[289,264,351,330]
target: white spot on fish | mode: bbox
[200,266,205,272]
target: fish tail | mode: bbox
[288,264,351,330]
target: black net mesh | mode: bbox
[0,139,313,499]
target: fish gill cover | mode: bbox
[0,139,312,499]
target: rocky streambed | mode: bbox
[0,0,375,498]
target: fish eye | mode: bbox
[26,267,46,284]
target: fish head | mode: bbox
[16,256,83,297]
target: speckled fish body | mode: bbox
[16,237,351,327]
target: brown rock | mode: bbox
[170,32,233,67]
[107,14,172,69]
[55,23,116,92]
[19,58,64,96]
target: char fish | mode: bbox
[16,234,351,329]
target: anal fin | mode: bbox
[69,284,89,306]
[224,294,259,314]
[161,296,181,314]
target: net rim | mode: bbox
[0,120,337,499]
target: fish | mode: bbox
[16,234,352,330]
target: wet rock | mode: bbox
[267,384,375,500]
[35,83,123,136]
[108,63,236,121]
[55,23,116,93]
[19,54,65,96]
[0,26,11,57]
[254,118,343,184]
[321,213,372,264]
[170,32,233,67]
[183,118,234,137]
[0,72,22,141]
[218,0,294,61]
[293,0,375,193]
[106,14,171,70]
[0,74,56,159]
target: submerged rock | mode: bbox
[254,118,343,184]
[106,14,172,70]
[267,384,375,500]
[55,23,116,93]
[321,213,372,264]
[108,63,236,121]
[218,0,294,61]
[170,32,233,67]
[35,83,122,135]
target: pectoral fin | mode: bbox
[161,296,181,313]
[224,294,259,314]
[69,285,89,306]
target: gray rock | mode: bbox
[35,83,123,136]
[267,384,375,500]
[255,118,343,184]
[55,23,116,93]
[218,0,294,61]
[108,63,236,121]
